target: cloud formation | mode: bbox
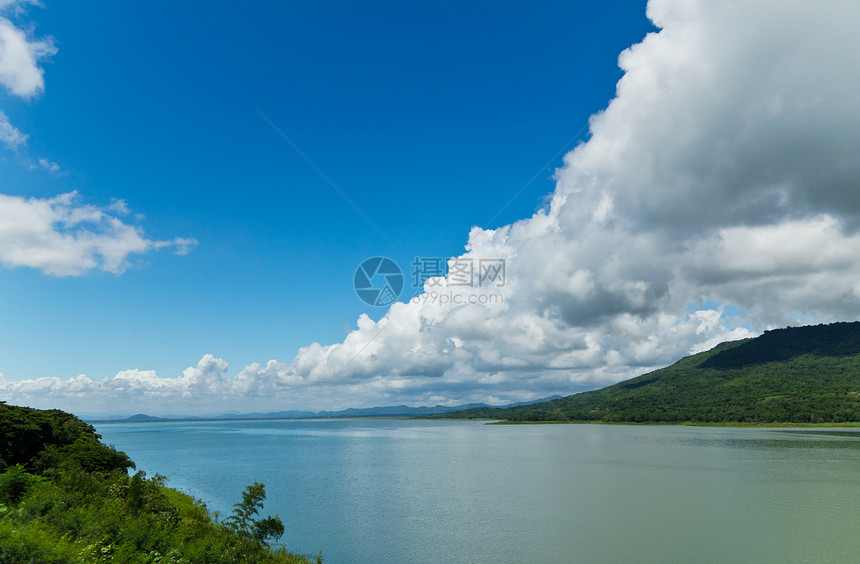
[0,355,234,415]
[4,0,860,414]
[0,1,55,97]
[35,157,59,171]
[0,4,195,279]
[0,191,198,276]
[0,0,58,167]
[0,109,26,148]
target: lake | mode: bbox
[94,420,860,563]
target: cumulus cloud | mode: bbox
[0,1,55,98]
[0,356,235,414]
[225,0,860,408]
[0,191,198,276]
[268,0,860,404]
[0,0,54,166]
[4,0,860,414]
[0,5,195,280]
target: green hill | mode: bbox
[432,322,860,424]
[0,402,318,563]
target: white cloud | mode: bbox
[261,0,860,405]
[26,157,61,172]
[36,157,58,171]
[0,6,195,281]
[0,356,225,414]
[0,2,55,98]
[5,0,860,414]
[0,1,54,165]
[0,109,26,148]
[0,191,198,276]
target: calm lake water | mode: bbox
[95,420,860,564]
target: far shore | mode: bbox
[90,416,416,424]
[484,420,860,427]
[89,417,860,428]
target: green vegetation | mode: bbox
[224,482,285,546]
[431,322,860,424]
[0,402,319,564]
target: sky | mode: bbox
[1,0,859,417]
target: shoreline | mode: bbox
[485,420,860,427]
[91,417,860,428]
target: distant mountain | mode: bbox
[504,395,563,408]
[313,404,489,418]
[430,322,860,424]
[86,397,564,423]
[123,414,167,422]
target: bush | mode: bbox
[0,403,319,563]
[0,464,44,506]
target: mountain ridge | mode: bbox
[85,396,564,423]
[429,322,860,424]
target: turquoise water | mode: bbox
[95,420,860,563]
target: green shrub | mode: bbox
[0,403,320,563]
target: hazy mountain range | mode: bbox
[84,396,563,423]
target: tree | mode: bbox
[225,482,285,546]
[0,464,44,505]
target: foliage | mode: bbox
[0,403,319,563]
[225,482,285,546]
[431,322,860,424]
[0,402,134,474]
[0,464,45,506]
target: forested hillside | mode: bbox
[432,322,860,424]
[0,402,318,563]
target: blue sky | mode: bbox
[1,0,650,379]
[3,0,860,416]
